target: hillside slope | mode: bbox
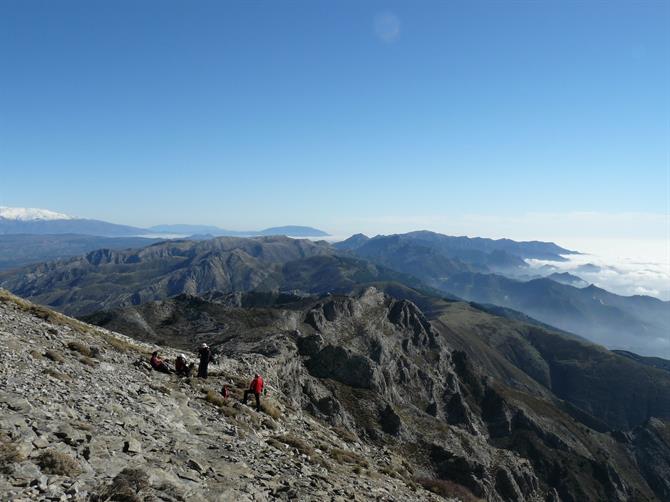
[83,288,670,501]
[0,291,445,501]
[0,236,334,316]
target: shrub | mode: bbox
[78,356,97,367]
[330,448,369,468]
[29,350,43,359]
[205,390,226,407]
[262,418,278,430]
[102,334,143,354]
[416,478,483,502]
[333,426,357,443]
[260,399,281,420]
[0,439,24,474]
[37,450,81,476]
[67,341,93,357]
[44,350,65,363]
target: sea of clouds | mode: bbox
[527,252,670,301]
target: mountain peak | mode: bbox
[0,206,73,221]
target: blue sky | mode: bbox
[0,1,668,248]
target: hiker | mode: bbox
[197,343,212,379]
[243,373,264,412]
[175,354,193,377]
[150,351,171,374]
[220,384,230,399]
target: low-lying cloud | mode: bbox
[527,253,670,301]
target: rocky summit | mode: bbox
[0,291,445,501]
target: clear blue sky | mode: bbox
[0,1,668,242]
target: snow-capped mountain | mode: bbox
[0,206,149,237]
[0,206,73,221]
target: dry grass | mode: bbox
[44,349,65,363]
[262,418,278,431]
[272,435,315,457]
[71,420,94,431]
[0,439,24,474]
[101,333,144,354]
[205,389,226,407]
[43,368,72,381]
[67,341,93,357]
[330,448,369,468]
[267,438,285,451]
[333,426,357,443]
[416,478,483,502]
[37,449,81,476]
[29,349,43,359]
[260,399,282,419]
[78,356,97,367]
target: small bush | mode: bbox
[44,350,65,363]
[333,426,357,443]
[0,440,24,474]
[330,448,369,468]
[416,478,483,502]
[205,390,226,407]
[37,449,81,476]
[262,418,278,430]
[43,368,72,381]
[67,341,93,357]
[78,356,97,367]
[260,400,281,420]
[267,438,285,451]
[102,334,143,354]
[29,350,43,359]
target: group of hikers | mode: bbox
[149,343,265,412]
[150,342,214,378]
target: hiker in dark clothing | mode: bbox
[243,373,264,412]
[150,351,171,374]
[175,354,193,377]
[197,343,211,378]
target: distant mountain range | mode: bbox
[149,224,329,237]
[338,232,670,357]
[1,225,667,357]
[0,206,329,238]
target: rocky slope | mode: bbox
[0,290,448,501]
[84,288,670,501]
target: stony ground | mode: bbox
[0,292,446,501]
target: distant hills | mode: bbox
[0,216,149,237]
[0,234,162,270]
[149,224,330,237]
[0,206,329,238]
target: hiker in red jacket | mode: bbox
[242,373,264,411]
[150,351,171,374]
